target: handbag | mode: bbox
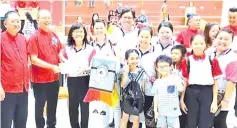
[145,103,156,127]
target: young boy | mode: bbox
[170,45,187,128]
[151,55,184,128]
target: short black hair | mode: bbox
[157,21,174,32]
[155,55,172,66]
[119,7,136,19]
[187,13,199,24]
[67,23,89,47]
[229,7,237,12]
[171,45,187,57]
[138,27,153,37]
[217,29,234,41]
[125,49,139,60]
[4,10,20,20]
[94,19,106,26]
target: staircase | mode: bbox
[65,0,223,35]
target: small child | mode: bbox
[120,49,146,128]
[170,45,187,128]
[152,55,184,128]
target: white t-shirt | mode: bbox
[151,76,182,117]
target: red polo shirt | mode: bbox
[27,28,62,83]
[176,28,203,48]
[223,25,237,36]
[1,32,29,93]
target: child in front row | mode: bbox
[152,55,184,128]
[181,34,222,128]
[170,45,187,128]
[120,49,146,128]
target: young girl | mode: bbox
[137,27,158,128]
[120,49,146,128]
[155,21,179,56]
[181,34,222,128]
[60,23,96,128]
[209,29,237,128]
[204,23,220,55]
[152,55,184,128]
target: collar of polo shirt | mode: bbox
[214,48,232,57]
[192,53,206,60]
[39,28,49,35]
[6,31,17,41]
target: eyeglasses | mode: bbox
[122,16,133,20]
[158,65,170,69]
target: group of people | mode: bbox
[1,4,237,128]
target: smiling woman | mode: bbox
[60,23,96,128]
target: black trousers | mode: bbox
[144,95,155,128]
[213,111,228,128]
[67,76,89,128]
[185,85,214,128]
[179,96,187,128]
[32,81,60,128]
[1,91,28,128]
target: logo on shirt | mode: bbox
[51,37,58,46]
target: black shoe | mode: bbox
[93,109,98,114]
[100,111,106,115]
[109,118,114,127]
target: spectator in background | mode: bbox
[89,13,99,41]
[185,1,196,26]
[104,0,110,8]
[176,14,203,52]
[223,7,237,36]
[160,0,169,22]
[137,10,149,24]
[76,16,83,24]
[22,12,37,40]
[115,3,123,16]
[89,0,95,8]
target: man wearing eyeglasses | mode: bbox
[0,10,29,128]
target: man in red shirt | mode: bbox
[223,7,237,36]
[27,10,62,128]
[176,14,203,52]
[0,10,29,128]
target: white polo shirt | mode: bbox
[154,40,180,56]
[62,44,96,77]
[109,27,139,64]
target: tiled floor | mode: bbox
[26,91,237,128]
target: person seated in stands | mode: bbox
[89,0,95,8]
[223,7,237,36]
[76,16,83,24]
[185,1,196,26]
[137,9,149,24]
[115,3,123,16]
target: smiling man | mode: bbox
[0,10,29,128]
[223,7,237,36]
[27,9,62,128]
